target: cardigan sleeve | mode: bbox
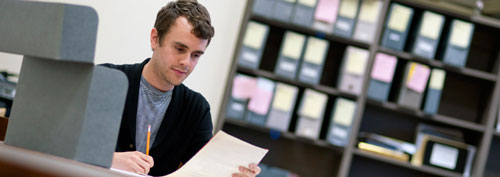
[180,98,213,164]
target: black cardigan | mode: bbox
[101,59,213,176]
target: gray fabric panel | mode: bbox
[75,66,128,168]
[5,57,128,168]
[5,56,92,158]
[0,0,97,62]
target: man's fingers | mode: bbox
[138,153,154,167]
[132,154,150,174]
[128,159,146,174]
[239,166,255,175]
[249,163,260,174]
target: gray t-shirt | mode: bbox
[135,76,173,153]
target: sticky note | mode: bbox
[272,83,298,112]
[248,78,275,115]
[332,98,356,126]
[345,47,369,76]
[419,11,444,40]
[281,31,306,60]
[406,63,430,93]
[242,21,268,50]
[304,37,329,65]
[338,0,360,19]
[298,0,317,7]
[450,20,474,48]
[358,0,382,23]
[388,4,412,33]
[314,0,340,24]
[371,53,398,83]
[300,89,327,119]
[429,69,446,90]
[232,74,257,99]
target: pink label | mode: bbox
[407,64,430,93]
[314,0,339,24]
[371,53,398,83]
[232,75,257,99]
[248,89,273,115]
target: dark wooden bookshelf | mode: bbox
[353,148,464,177]
[218,0,500,177]
[365,99,486,132]
[237,66,359,100]
[224,118,345,152]
[250,15,371,49]
[378,47,497,82]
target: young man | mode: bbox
[102,0,260,176]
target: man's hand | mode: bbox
[232,163,261,177]
[111,151,154,175]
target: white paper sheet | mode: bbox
[165,131,268,177]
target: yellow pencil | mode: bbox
[146,124,151,155]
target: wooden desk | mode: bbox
[0,116,7,141]
[0,144,136,177]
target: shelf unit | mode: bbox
[215,0,500,177]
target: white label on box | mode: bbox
[336,20,351,31]
[302,66,318,78]
[280,61,296,72]
[231,102,244,112]
[417,41,433,53]
[430,143,459,170]
[332,126,348,139]
[389,33,401,42]
[242,51,258,63]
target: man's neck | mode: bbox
[142,61,174,92]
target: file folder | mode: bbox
[292,0,318,27]
[381,3,414,51]
[423,69,446,114]
[353,0,383,43]
[296,89,328,139]
[326,98,357,146]
[246,77,276,126]
[252,0,276,17]
[312,0,340,33]
[367,53,398,101]
[397,62,430,109]
[333,0,360,38]
[338,46,369,95]
[238,21,270,69]
[443,19,474,67]
[226,74,257,120]
[275,31,306,79]
[266,83,299,131]
[272,0,296,22]
[412,11,445,59]
[298,37,329,84]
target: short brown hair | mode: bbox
[154,0,215,46]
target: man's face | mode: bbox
[150,16,208,87]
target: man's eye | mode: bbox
[176,47,185,52]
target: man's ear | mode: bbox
[150,28,159,51]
